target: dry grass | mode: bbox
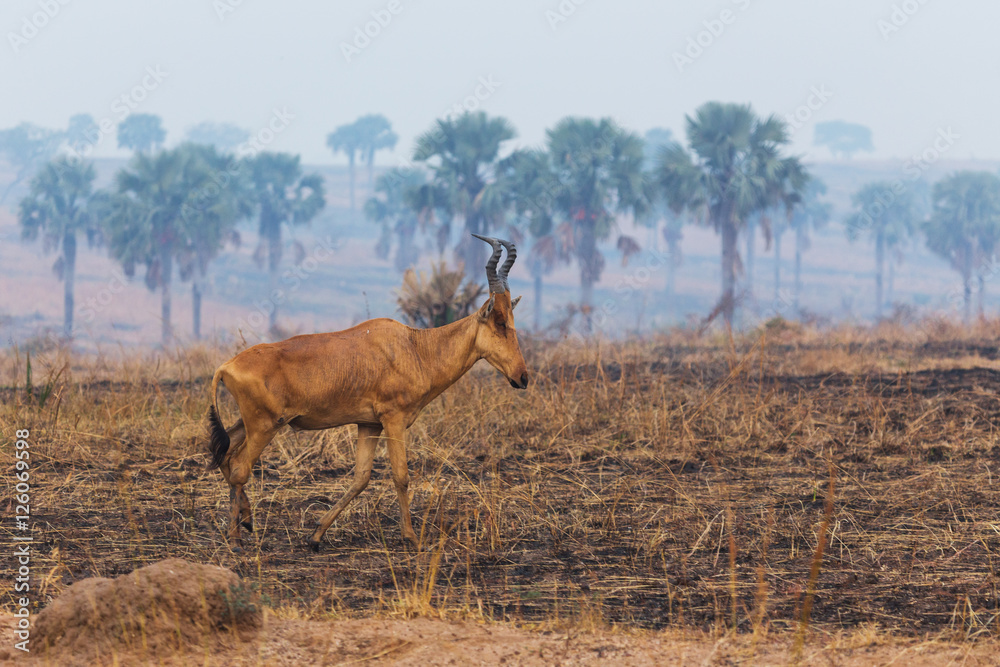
[3,318,1000,659]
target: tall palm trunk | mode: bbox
[794,226,804,314]
[348,151,356,213]
[962,245,972,324]
[533,272,543,330]
[886,260,895,311]
[192,274,203,341]
[266,216,282,332]
[720,218,738,327]
[63,231,77,340]
[978,270,985,318]
[745,222,755,303]
[367,147,376,188]
[874,229,885,321]
[774,230,782,307]
[578,214,597,333]
[666,235,679,323]
[462,211,486,278]
[160,243,173,346]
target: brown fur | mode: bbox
[207,291,528,550]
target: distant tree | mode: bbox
[363,167,426,272]
[326,122,364,212]
[923,172,1000,321]
[178,144,253,339]
[643,128,674,162]
[185,121,249,150]
[105,147,217,344]
[18,157,98,339]
[354,114,398,187]
[412,111,517,273]
[496,148,564,329]
[117,113,166,154]
[657,102,807,326]
[814,121,874,159]
[846,182,920,320]
[789,178,831,312]
[246,152,326,332]
[545,117,647,332]
[0,123,64,204]
[644,130,687,322]
[65,114,99,155]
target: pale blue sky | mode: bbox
[2,0,994,164]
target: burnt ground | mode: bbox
[5,342,1000,638]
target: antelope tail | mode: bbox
[206,368,230,471]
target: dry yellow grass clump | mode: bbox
[2,317,1000,663]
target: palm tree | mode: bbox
[326,122,364,213]
[846,182,920,320]
[922,172,1000,321]
[65,114,99,154]
[363,167,426,272]
[643,128,686,322]
[496,148,565,329]
[246,152,326,332]
[105,147,215,344]
[184,121,249,150]
[412,111,517,273]
[18,156,98,339]
[178,144,253,339]
[789,178,831,313]
[0,122,64,204]
[545,117,647,331]
[656,102,806,326]
[117,113,166,154]
[354,114,398,187]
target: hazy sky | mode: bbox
[3,0,996,165]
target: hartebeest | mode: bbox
[206,235,528,551]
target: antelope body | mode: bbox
[207,236,527,550]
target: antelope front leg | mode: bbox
[309,424,381,551]
[384,421,417,547]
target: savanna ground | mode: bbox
[3,318,1000,664]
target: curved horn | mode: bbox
[498,239,516,292]
[472,234,505,293]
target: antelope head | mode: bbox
[472,234,529,389]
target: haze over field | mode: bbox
[3,0,1000,349]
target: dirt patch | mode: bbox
[25,558,260,664]
[3,613,999,665]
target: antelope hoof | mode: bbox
[308,539,322,553]
[241,520,254,533]
[231,544,243,554]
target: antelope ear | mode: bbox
[511,295,522,310]
[479,293,496,321]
